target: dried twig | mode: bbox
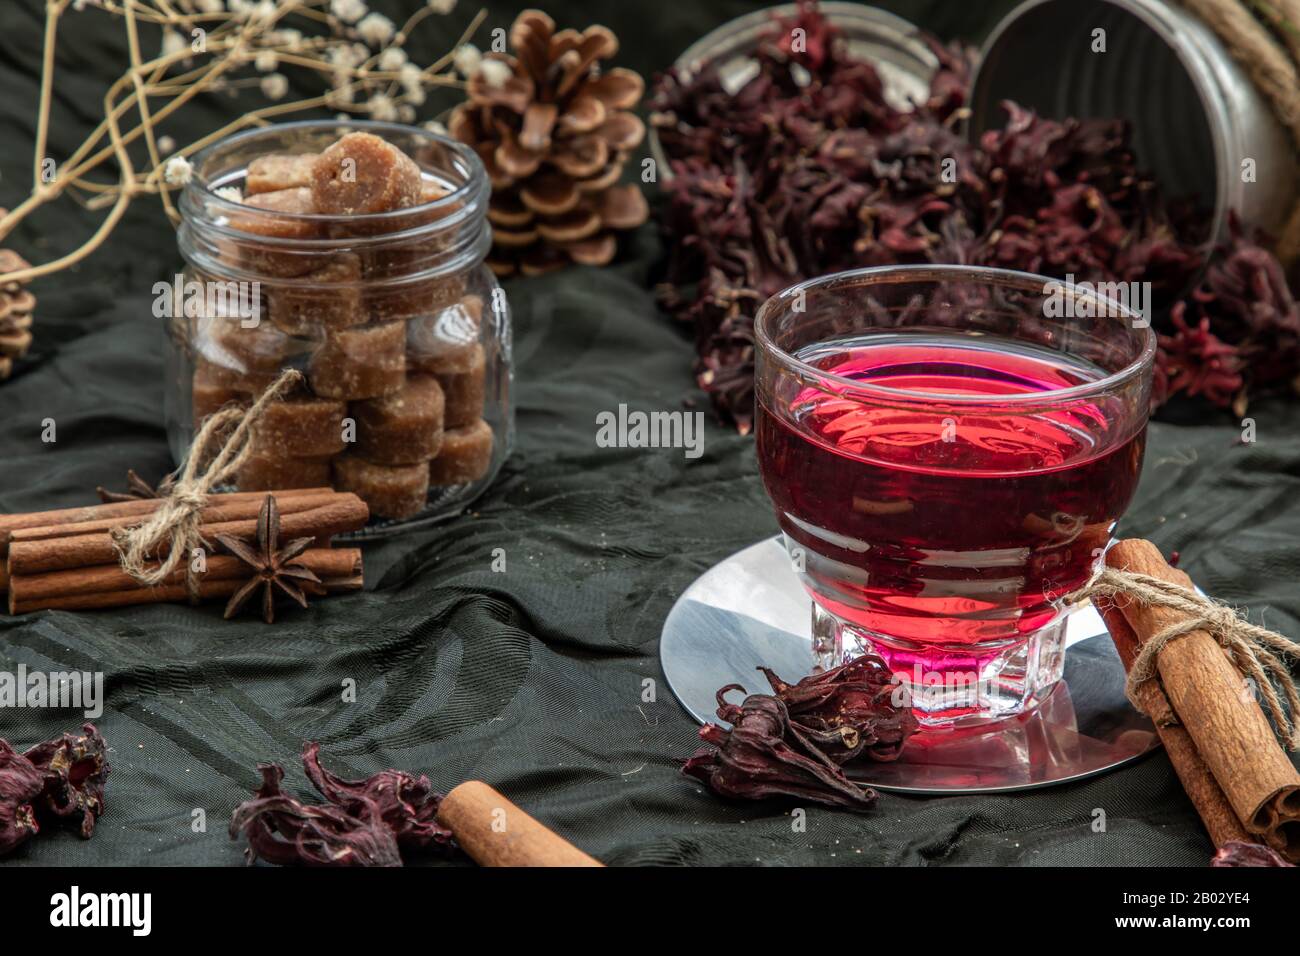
[0,0,489,285]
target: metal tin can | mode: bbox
[969,0,1296,244]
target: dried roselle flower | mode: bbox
[1113,229,1206,305]
[302,742,452,852]
[1211,841,1295,867]
[1155,303,1245,409]
[922,37,977,122]
[0,740,44,856]
[230,763,402,867]
[23,722,108,839]
[981,103,1140,217]
[770,0,838,75]
[1191,219,1300,394]
[759,656,918,763]
[684,692,878,812]
[695,300,758,434]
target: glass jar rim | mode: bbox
[754,263,1157,407]
[181,118,488,237]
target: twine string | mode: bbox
[1181,0,1300,263]
[111,368,303,599]
[1069,568,1300,750]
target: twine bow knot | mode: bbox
[1069,567,1300,750]
[112,369,303,598]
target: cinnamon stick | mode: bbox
[8,548,362,614]
[436,781,603,867]
[1106,539,1300,860]
[6,488,339,546]
[0,488,332,551]
[14,572,363,613]
[0,488,342,592]
[1095,594,1250,848]
[7,494,369,576]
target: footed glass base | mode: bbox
[811,603,1068,727]
[659,536,1164,793]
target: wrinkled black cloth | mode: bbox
[1,0,1297,867]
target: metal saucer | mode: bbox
[660,536,1161,795]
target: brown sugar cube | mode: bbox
[192,365,250,425]
[310,132,423,215]
[351,375,445,465]
[194,314,292,393]
[227,187,322,240]
[350,179,455,264]
[334,180,464,318]
[415,180,454,223]
[246,153,320,195]
[267,252,365,335]
[409,179,453,227]
[364,272,466,322]
[396,180,457,242]
[225,186,323,278]
[251,394,348,458]
[427,419,493,486]
[355,230,440,277]
[194,357,281,397]
[195,310,288,369]
[330,180,451,239]
[308,321,405,400]
[176,269,265,327]
[172,269,263,329]
[403,295,484,397]
[236,453,333,492]
[333,455,429,520]
[409,296,482,375]
[432,344,486,428]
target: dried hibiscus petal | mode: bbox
[230,763,402,867]
[22,722,109,839]
[1155,303,1245,410]
[683,691,878,812]
[0,723,111,856]
[0,740,44,856]
[758,655,918,762]
[232,743,455,866]
[1210,841,1295,867]
[302,742,453,851]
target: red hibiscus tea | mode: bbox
[754,268,1154,726]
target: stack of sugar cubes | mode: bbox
[191,132,496,520]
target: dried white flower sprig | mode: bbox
[0,0,486,285]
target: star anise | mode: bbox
[95,469,177,504]
[214,494,323,624]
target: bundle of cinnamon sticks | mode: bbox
[1,488,368,615]
[1098,540,1300,862]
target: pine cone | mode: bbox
[449,9,650,277]
[0,240,35,382]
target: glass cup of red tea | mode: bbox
[755,265,1155,727]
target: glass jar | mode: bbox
[168,120,512,531]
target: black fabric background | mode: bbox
[1,0,1298,867]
